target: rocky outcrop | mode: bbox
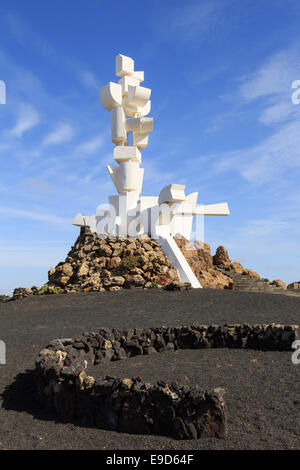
[243,268,261,280]
[47,226,181,293]
[9,228,294,296]
[272,279,287,290]
[213,246,231,268]
[0,294,10,302]
[12,288,33,299]
[230,262,244,274]
[175,238,233,289]
[287,282,300,290]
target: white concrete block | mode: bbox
[123,98,151,117]
[127,85,151,108]
[118,76,140,96]
[116,54,134,77]
[100,82,122,110]
[132,132,149,150]
[155,227,202,288]
[131,71,144,82]
[107,165,122,193]
[158,184,186,205]
[137,167,144,194]
[119,161,141,192]
[180,202,230,216]
[72,213,85,226]
[111,107,126,145]
[171,192,198,240]
[125,117,153,134]
[113,145,141,164]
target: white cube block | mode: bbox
[132,132,149,150]
[119,161,140,191]
[158,184,186,204]
[118,76,140,96]
[99,82,122,110]
[127,85,151,108]
[140,117,153,133]
[114,145,141,164]
[116,54,134,77]
[111,107,126,145]
[123,98,151,118]
[131,71,144,82]
[125,117,141,132]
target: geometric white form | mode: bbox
[172,192,198,240]
[107,165,122,193]
[155,225,201,288]
[119,161,142,192]
[99,82,122,110]
[118,76,141,96]
[178,202,230,216]
[111,107,126,145]
[132,133,149,150]
[113,146,141,164]
[127,85,151,108]
[125,116,154,134]
[72,213,85,226]
[123,98,151,118]
[73,53,231,289]
[131,71,144,82]
[158,184,186,204]
[116,54,134,77]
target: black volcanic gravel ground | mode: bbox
[0,288,299,450]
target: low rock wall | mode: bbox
[35,323,298,440]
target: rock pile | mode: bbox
[0,294,10,302]
[175,238,233,289]
[10,228,294,297]
[287,282,300,290]
[47,226,182,293]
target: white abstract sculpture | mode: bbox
[72,54,230,288]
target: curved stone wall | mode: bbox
[35,323,298,440]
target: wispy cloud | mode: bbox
[214,120,300,183]
[206,47,300,184]
[0,206,69,224]
[42,122,74,146]
[79,70,99,90]
[75,136,104,154]
[239,49,300,102]
[168,1,229,42]
[10,103,40,137]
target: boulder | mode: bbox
[213,246,231,267]
[287,282,300,290]
[230,262,244,274]
[175,238,232,289]
[272,279,287,290]
[243,269,261,280]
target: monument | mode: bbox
[72,54,230,288]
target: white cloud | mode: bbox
[168,1,228,42]
[0,206,69,224]
[43,122,74,146]
[79,70,99,89]
[214,120,300,184]
[10,104,40,137]
[258,101,298,125]
[209,48,300,184]
[239,49,300,102]
[75,136,104,154]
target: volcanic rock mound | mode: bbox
[48,227,181,293]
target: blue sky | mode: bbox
[1,0,300,294]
